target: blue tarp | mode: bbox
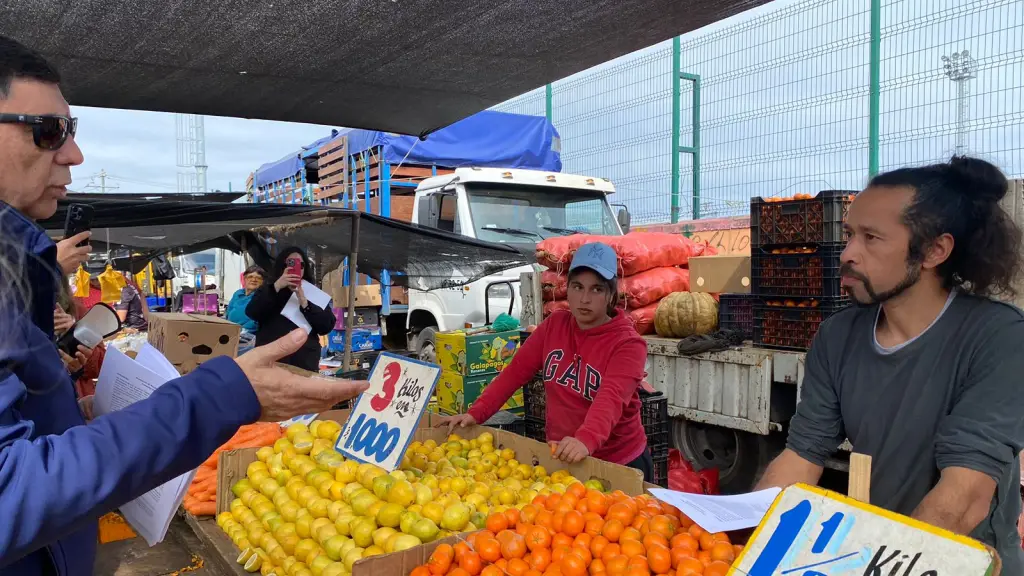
[253,111,560,189]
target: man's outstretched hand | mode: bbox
[236,329,369,422]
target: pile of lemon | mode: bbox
[216,419,593,576]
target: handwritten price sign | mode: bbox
[732,484,999,576]
[335,352,440,471]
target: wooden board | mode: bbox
[183,513,249,576]
[95,516,229,576]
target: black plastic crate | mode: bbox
[753,297,850,351]
[640,391,669,440]
[751,190,856,247]
[752,243,845,299]
[484,411,526,436]
[717,294,756,340]
[524,415,546,442]
[522,374,546,420]
[652,454,669,488]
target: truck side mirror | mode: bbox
[617,207,631,233]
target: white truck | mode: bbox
[394,166,631,363]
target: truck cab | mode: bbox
[404,166,629,361]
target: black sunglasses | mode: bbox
[0,113,77,150]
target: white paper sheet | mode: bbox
[648,487,782,534]
[281,280,333,334]
[93,346,197,546]
[279,413,319,427]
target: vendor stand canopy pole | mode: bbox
[343,214,360,371]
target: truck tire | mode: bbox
[416,327,438,364]
[672,419,783,495]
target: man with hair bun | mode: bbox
[755,155,1024,571]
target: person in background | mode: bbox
[0,35,368,576]
[438,242,654,481]
[226,264,264,333]
[114,274,148,331]
[754,156,1024,571]
[246,247,336,372]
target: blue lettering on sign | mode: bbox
[342,412,402,464]
[748,498,870,575]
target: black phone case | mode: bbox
[64,204,94,247]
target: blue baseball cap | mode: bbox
[569,242,618,280]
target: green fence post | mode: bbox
[545,84,553,122]
[671,36,681,223]
[868,0,881,177]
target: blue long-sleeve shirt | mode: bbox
[0,205,262,575]
[226,288,259,332]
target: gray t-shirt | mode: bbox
[789,293,1024,572]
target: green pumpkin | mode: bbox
[654,291,719,338]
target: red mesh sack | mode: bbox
[603,233,710,276]
[540,270,567,302]
[627,302,660,335]
[536,236,591,271]
[543,300,570,317]
[619,267,690,308]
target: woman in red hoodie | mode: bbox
[439,242,653,481]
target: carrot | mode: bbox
[192,501,217,516]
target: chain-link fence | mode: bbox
[492,0,1023,225]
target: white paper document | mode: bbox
[279,413,319,427]
[94,345,196,546]
[281,280,332,334]
[648,487,782,534]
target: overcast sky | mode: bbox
[70,0,1022,225]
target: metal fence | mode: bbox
[491,0,1024,225]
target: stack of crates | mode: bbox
[640,391,670,487]
[717,294,755,341]
[522,374,546,442]
[750,191,856,351]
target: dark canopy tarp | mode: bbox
[40,198,531,290]
[0,0,769,136]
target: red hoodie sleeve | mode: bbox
[575,337,647,454]
[467,321,550,424]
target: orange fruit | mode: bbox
[508,558,531,576]
[624,567,650,576]
[478,538,502,563]
[709,542,735,564]
[505,508,522,527]
[552,545,574,564]
[529,547,552,572]
[567,483,587,500]
[605,555,629,575]
[573,533,593,552]
[533,495,547,507]
[642,533,668,552]
[536,510,554,531]
[697,550,712,566]
[449,569,472,576]
[676,557,704,575]
[589,559,607,575]
[620,539,645,559]
[561,494,580,510]
[528,526,553,551]
[606,503,636,526]
[570,545,592,566]
[459,551,482,576]
[502,534,528,560]
[553,533,574,550]
[601,543,622,563]
[563,511,585,537]
[620,528,642,543]
[670,534,698,553]
[481,566,504,576]
[517,522,534,537]
[560,550,588,576]
[496,559,509,571]
[590,535,610,559]
[585,518,605,538]
[577,500,590,514]
[705,560,731,576]
[427,543,454,575]
[487,513,510,534]
[626,555,648,571]
[698,532,716,552]
[411,567,432,576]
[712,532,730,545]
[648,516,676,540]
[526,571,544,576]
[602,519,625,543]
[552,512,566,534]
[522,504,540,524]
[670,547,695,569]
[647,545,672,575]
[546,494,562,511]
[686,524,704,540]
[733,544,744,558]
[586,491,610,516]
[632,517,648,532]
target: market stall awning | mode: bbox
[0,0,770,136]
[41,198,531,290]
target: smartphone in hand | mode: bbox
[64,204,94,247]
[286,257,303,284]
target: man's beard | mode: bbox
[839,262,921,306]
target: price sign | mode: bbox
[731,484,999,576]
[334,352,440,471]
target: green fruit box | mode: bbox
[434,329,521,376]
[435,371,524,416]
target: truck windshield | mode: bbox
[465,184,620,243]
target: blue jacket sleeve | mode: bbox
[226,293,258,332]
[0,356,262,565]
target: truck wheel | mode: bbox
[416,327,438,364]
[672,419,782,495]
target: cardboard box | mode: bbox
[332,306,380,330]
[147,313,240,375]
[322,268,384,307]
[435,329,521,376]
[689,255,752,294]
[436,370,523,415]
[327,327,383,353]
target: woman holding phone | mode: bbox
[246,247,336,371]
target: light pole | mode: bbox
[941,50,977,156]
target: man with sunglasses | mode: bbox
[0,36,370,576]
